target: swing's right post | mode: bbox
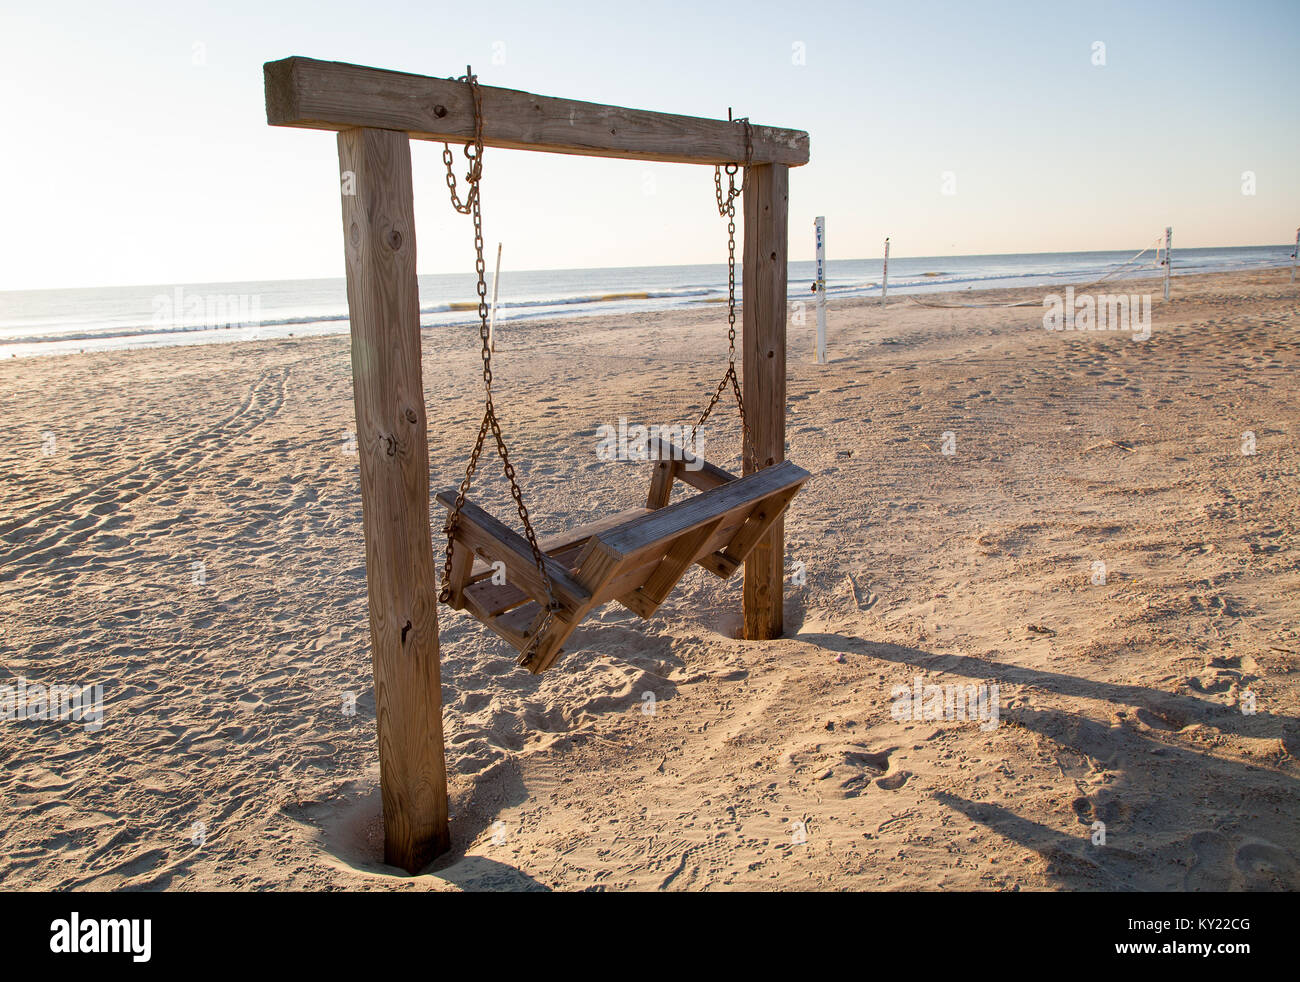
[742,163,790,640]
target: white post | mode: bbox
[881,237,890,306]
[814,216,827,364]
[1291,227,1298,284]
[1170,227,1180,301]
[488,241,502,352]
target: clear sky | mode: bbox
[1,0,1296,290]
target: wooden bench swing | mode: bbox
[264,56,810,871]
[438,449,809,674]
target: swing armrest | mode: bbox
[600,460,810,557]
[434,491,590,614]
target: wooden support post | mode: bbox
[337,126,450,873]
[742,163,789,640]
[1163,226,1172,301]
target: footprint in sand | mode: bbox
[1234,841,1297,890]
[819,746,899,797]
[1071,790,1125,826]
[876,770,911,791]
[1134,706,1184,731]
[1180,831,1298,891]
[1187,674,1234,695]
[1208,652,1258,675]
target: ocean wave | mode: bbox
[0,313,353,346]
[429,286,715,313]
[5,249,1292,356]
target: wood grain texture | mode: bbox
[598,460,808,557]
[646,460,675,509]
[644,436,739,493]
[741,163,791,641]
[266,57,809,166]
[338,127,449,872]
[432,491,592,610]
[636,517,726,607]
[725,486,801,569]
[458,506,653,618]
[445,537,474,609]
[675,459,739,492]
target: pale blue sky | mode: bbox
[1,0,1296,290]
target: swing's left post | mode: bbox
[338,126,451,872]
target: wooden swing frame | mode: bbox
[264,56,810,872]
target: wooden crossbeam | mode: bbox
[264,57,810,167]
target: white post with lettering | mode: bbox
[882,236,890,306]
[1170,227,1180,301]
[814,216,827,364]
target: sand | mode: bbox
[1,268,1297,891]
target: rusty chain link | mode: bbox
[437,67,560,665]
[693,115,755,467]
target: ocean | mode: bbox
[0,245,1292,359]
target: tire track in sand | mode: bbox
[0,368,288,578]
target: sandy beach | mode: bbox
[1,267,1297,891]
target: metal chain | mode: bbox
[441,65,483,215]
[437,68,560,664]
[693,116,754,466]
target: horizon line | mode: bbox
[3,241,1294,296]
